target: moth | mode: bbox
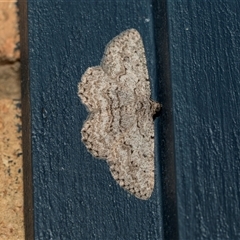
[78,29,160,200]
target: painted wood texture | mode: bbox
[20,1,165,239]
[165,1,240,239]
[20,0,240,239]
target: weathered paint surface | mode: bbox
[20,0,240,239]
[21,1,165,239]
[166,1,240,239]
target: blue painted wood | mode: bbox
[20,0,240,239]
[167,1,240,239]
[152,1,179,239]
[20,1,165,239]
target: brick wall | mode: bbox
[0,1,24,239]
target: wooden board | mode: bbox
[20,0,240,239]
[19,1,165,239]
[166,1,240,239]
